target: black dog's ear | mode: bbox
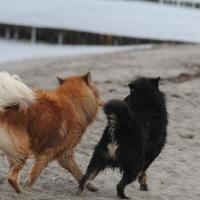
[151,77,160,89]
[128,82,133,88]
[128,82,134,93]
[57,76,65,85]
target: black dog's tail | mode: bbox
[104,100,133,127]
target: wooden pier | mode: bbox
[0,23,179,45]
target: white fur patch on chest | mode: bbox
[107,143,118,159]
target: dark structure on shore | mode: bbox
[0,23,179,45]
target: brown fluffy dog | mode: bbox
[0,72,102,193]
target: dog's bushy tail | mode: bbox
[104,99,133,126]
[0,71,36,112]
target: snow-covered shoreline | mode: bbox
[0,39,153,64]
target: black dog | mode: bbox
[124,77,168,192]
[78,77,168,199]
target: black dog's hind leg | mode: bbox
[138,172,148,191]
[138,147,163,191]
[78,155,106,196]
[117,171,139,199]
[138,156,156,191]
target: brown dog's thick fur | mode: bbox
[0,72,102,193]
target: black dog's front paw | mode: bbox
[76,188,85,197]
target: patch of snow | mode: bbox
[0,39,152,63]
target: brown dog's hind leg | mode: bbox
[25,155,50,190]
[57,151,98,192]
[138,172,149,191]
[8,158,27,193]
[57,151,83,182]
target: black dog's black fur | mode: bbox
[78,77,168,199]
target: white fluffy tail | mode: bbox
[0,72,35,111]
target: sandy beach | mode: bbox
[0,44,200,200]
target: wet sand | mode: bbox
[0,44,200,200]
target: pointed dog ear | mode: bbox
[151,77,160,89]
[84,72,92,85]
[128,82,135,93]
[128,83,134,88]
[57,76,65,85]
